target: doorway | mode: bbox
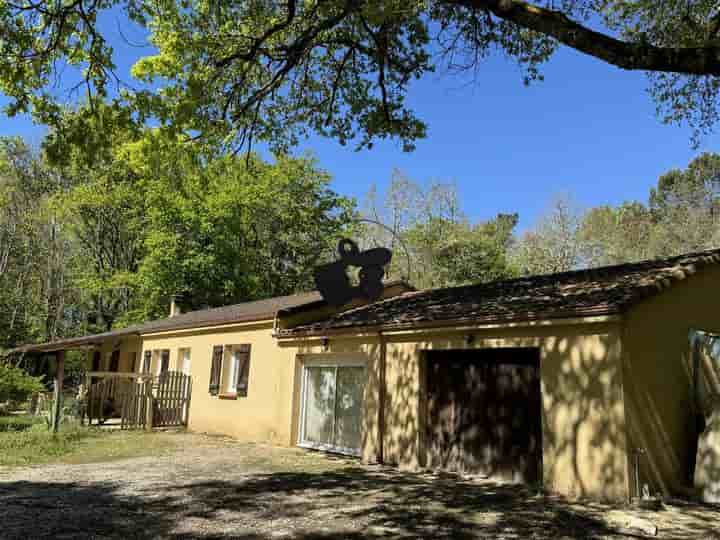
[299,362,366,456]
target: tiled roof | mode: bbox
[6,280,413,354]
[280,249,720,336]
[7,290,323,354]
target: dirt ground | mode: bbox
[0,432,718,539]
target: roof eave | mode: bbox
[275,306,624,340]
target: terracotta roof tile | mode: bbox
[280,248,720,336]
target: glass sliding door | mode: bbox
[303,366,337,447]
[300,363,365,456]
[334,366,365,452]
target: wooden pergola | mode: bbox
[4,330,140,433]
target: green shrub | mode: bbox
[0,362,45,406]
[0,414,44,432]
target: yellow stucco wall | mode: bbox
[289,321,628,501]
[623,264,720,497]
[139,321,298,446]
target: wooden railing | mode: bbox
[84,371,191,429]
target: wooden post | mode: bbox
[145,380,153,431]
[51,350,65,433]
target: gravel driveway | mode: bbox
[0,432,718,539]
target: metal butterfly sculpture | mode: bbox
[314,239,392,306]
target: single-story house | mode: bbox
[8,249,720,502]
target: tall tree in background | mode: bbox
[0,129,355,350]
[512,196,583,275]
[2,2,720,155]
[647,153,720,256]
[126,137,356,323]
[518,154,720,274]
[0,138,75,348]
[362,171,518,288]
[55,128,356,326]
[579,202,654,267]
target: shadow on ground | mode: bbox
[1,467,719,539]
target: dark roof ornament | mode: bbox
[314,238,392,306]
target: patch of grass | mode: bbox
[0,424,180,468]
[0,414,45,433]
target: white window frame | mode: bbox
[297,356,366,457]
[225,348,239,394]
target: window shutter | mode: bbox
[235,344,251,397]
[143,351,152,373]
[110,350,120,372]
[129,352,137,373]
[209,346,223,395]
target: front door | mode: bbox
[300,363,365,455]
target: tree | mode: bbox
[362,172,517,288]
[0,362,44,407]
[53,127,357,326]
[578,202,654,267]
[2,1,720,153]
[512,196,583,275]
[525,154,720,273]
[647,153,720,256]
[432,213,519,286]
[129,143,357,322]
[0,138,77,349]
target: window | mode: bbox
[225,349,239,394]
[109,350,120,372]
[142,351,152,374]
[129,352,137,373]
[179,348,191,375]
[209,344,251,397]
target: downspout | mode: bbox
[378,330,387,465]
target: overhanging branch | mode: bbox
[453,0,720,76]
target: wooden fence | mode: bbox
[154,371,192,427]
[85,371,191,430]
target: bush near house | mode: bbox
[0,362,44,411]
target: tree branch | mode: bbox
[453,0,720,75]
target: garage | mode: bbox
[425,348,542,484]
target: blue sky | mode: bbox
[1,12,717,232]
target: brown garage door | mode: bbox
[426,348,542,484]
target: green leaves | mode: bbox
[3,1,720,150]
[0,362,45,404]
[362,172,518,288]
[50,127,355,326]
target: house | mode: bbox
[9,249,720,501]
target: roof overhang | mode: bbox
[275,310,623,342]
[3,331,139,356]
